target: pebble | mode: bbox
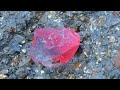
[0,69,8,74]
[9,74,16,79]
[0,74,7,79]
[34,76,44,79]
[22,49,27,53]
[19,59,30,67]
[103,60,114,71]
[26,67,31,71]
[3,47,9,53]
[10,43,21,52]
[0,32,3,40]
[91,72,106,79]
[109,36,116,42]
[25,67,31,74]
[21,40,25,44]
[1,58,9,64]
[15,68,24,75]
[26,76,33,79]
[35,69,40,73]
[109,69,120,78]
[12,34,24,43]
[41,70,44,75]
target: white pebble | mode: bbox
[19,45,22,47]
[48,14,52,18]
[21,40,25,44]
[22,49,26,53]
[116,27,120,30]
[98,58,102,61]
[96,61,99,65]
[41,70,44,74]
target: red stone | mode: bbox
[30,27,80,68]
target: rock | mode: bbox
[35,68,41,73]
[25,67,31,74]
[87,61,96,69]
[0,69,8,74]
[102,60,114,71]
[3,47,9,53]
[15,67,27,78]
[78,69,84,75]
[109,69,120,79]
[9,42,21,52]
[19,59,30,67]
[109,36,116,42]
[9,74,16,79]
[21,49,27,53]
[15,68,24,75]
[80,16,90,23]
[0,74,7,79]
[0,51,3,57]
[1,58,9,65]
[91,72,106,79]
[0,32,3,40]
[12,34,24,43]
[40,70,45,75]
[26,67,31,71]
[26,76,33,79]
[21,40,25,44]
[34,76,44,79]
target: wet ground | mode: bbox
[0,11,120,79]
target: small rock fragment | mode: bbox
[10,43,21,52]
[0,74,7,79]
[41,70,44,75]
[9,74,16,79]
[0,32,3,40]
[91,72,105,79]
[69,74,73,79]
[22,49,27,53]
[12,34,24,43]
[80,16,89,23]
[0,69,8,74]
[72,62,80,69]
[21,40,25,44]
[108,36,116,42]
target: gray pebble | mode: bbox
[0,69,8,74]
[15,68,24,75]
[9,74,16,79]
[9,43,21,52]
[91,72,106,79]
[19,59,30,67]
[12,34,24,43]
[109,69,120,79]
